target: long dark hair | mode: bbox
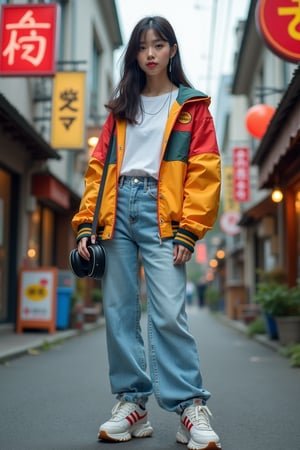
[106,16,192,123]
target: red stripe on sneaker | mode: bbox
[183,416,193,431]
[126,414,134,426]
[126,411,147,425]
[132,411,139,421]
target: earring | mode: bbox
[169,58,172,73]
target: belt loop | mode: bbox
[119,175,124,187]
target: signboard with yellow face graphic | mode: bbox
[17,268,58,334]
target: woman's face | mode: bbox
[136,28,176,78]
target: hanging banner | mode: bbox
[0,3,59,76]
[256,0,300,63]
[224,166,240,212]
[233,147,250,203]
[51,71,86,149]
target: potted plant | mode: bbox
[255,282,291,316]
[274,285,300,346]
[254,269,287,340]
[255,278,300,345]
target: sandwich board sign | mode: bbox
[17,267,58,334]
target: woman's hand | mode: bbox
[78,235,96,260]
[173,244,192,265]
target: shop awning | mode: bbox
[0,93,60,160]
[239,194,275,226]
[252,66,300,188]
[32,173,70,210]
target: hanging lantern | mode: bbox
[245,104,275,139]
[271,188,283,203]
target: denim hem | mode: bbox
[117,393,149,409]
[176,393,211,415]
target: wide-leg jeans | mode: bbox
[101,176,210,414]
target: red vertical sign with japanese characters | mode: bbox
[233,147,250,203]
[0,4,59,76]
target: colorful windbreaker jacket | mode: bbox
[72,84,221,253]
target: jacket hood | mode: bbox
[177,84,209,105]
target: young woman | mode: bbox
[72,16,221,450]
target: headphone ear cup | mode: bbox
[87,243,106,279]
[69,249,90,278]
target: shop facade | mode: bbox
[217,0,299,319]
[251,68,300,287]
[0,0,122,327]
[0,93,60,323]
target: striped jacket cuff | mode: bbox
[173,228,197,253]
[76,223,92,243]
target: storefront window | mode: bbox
[263,239,276,272]
[41,207,55,265]
[27,206,41,265]
[27,204,55,266]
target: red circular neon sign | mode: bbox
[256,0,300,63]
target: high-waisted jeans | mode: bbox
[101,176,210,414]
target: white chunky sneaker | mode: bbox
[98,401,153,442]
[176,402,221,450]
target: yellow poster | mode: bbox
[51,71,86,149]
[224,166,240,212]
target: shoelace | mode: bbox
[111,401,136,420]
[188,405,213,429]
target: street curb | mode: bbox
[0,318,105,363]
[215,312,281,353]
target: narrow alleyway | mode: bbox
[0,307,299,450]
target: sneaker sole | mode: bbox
[98,429,131,442]
[176,433,221,450]
[98,422,153,442]
[188,440,222,450]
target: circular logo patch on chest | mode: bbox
[178,111,192,124]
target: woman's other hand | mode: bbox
[173,244,192,265]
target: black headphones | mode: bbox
[69,243,106,280]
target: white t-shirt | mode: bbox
[120,89,178,179]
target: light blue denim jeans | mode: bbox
[101,176,210,414]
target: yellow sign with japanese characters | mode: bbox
[51,71,86,149]
[224,166,240,213]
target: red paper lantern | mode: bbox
[245,104,275,139]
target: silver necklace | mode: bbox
[141,93,170,115]
[141,86,173,116]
